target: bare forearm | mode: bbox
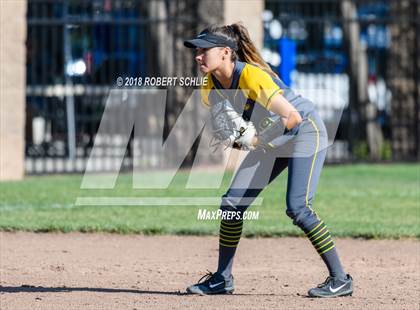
[268,94,303,130]
[282,111,303,130]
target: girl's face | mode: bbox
[195,47,227,74]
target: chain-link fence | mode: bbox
[264,0,419,162]
[25,0,419,174]
[25,0,199,173]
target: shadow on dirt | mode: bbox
[0,285,287,297]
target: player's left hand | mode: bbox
[210,99,258,151]
[232,122,257,151]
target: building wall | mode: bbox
[0,1,27,180]
[224,0,264,50]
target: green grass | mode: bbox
[0,164,419,239]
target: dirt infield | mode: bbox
[0,232,418,309]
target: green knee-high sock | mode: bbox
[217,219,243,280]
[305,220,346,280]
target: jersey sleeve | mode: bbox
[239,64,284,110]
[200,73,212,108]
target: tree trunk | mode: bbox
[387,0,420,161]
[341,0,384,160]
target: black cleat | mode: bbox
[308,274,353,298]
[186,271,234,295]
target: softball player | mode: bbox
[183,22,353,297]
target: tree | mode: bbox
[341,0,384,160]
[387,0,420,161]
